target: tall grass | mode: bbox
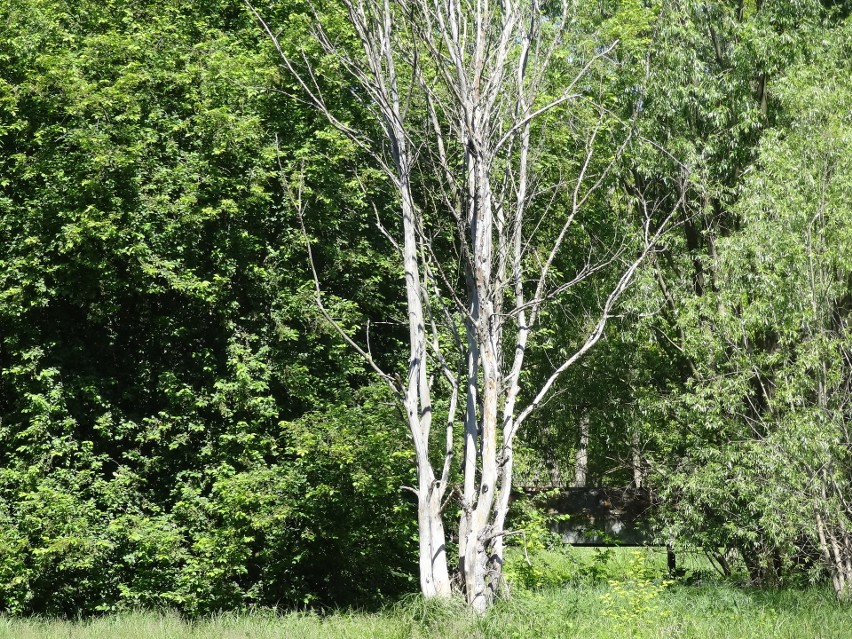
[2,586,848,639]
[2,548,849,638]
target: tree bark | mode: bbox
[631,430,643,489]
[573,413,590,488]
[416,463,451,596]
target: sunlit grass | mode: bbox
[2,586,848,639]
[2,548,850,638]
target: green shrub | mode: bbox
[599,551,673,638]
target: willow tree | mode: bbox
[249,0,673,610]
[652,23,852,595]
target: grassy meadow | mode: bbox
[3,548,850,639]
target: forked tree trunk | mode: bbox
[401,135,452,599]
[416,464,451,596]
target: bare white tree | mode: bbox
[249,0,675,610]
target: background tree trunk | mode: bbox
[573,414,590,488]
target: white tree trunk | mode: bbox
[416,462,451,596]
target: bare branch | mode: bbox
[510,186,685,441]
[286,164,401,395]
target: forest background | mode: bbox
[1,0,852,616]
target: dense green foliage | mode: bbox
[513,0,852,596]
[0,0,411,614]
[1,0,851,616]
[635,7,852,590]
